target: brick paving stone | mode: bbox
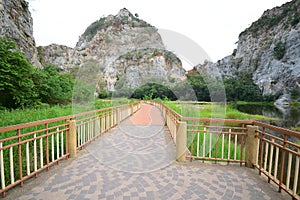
[5,103,290,200]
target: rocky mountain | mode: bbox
[38,8,185,93]
[197,0,300,104]
[0,0,41,67]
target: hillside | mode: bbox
[38,8,185,95]
[196,0,300,104]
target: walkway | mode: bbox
[7,104,289,199]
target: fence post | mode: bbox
[245,125,259,168]
[68,120,77,158]
[176,121,187,162]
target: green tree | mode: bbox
[33,65,73,105]
[186,73,210,101]
[131,83,177,100]
[0,38,38,108]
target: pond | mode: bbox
[235,104,300,129]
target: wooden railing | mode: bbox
[148,101,181,143]
[0,101,141,197]
[182,117,253,165]
[253,121,300,199]
[150,100,300,199]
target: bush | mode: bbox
[0,38,38,108]
[273,41,286,60]
[131,83,177,100]
[0,38,74,109]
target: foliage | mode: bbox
[0,38,74,109]
[224,77,262,102]
[33,65,73,105]
[98,90,112,99]
[185,73,210,101]
[290,88,300,100]
[164,101,278,121]
[241,1,300,36]
[181,71,263,102]
[273,41,286,60]
[83,17,106,41]
[0,38,37,108]
[131,83,177,100]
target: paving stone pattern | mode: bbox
[8,104,288,199]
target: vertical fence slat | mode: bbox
[51,134,54,162]
[221,134,224,159]
[34,133,37,172]
[268,139,274,177]
[264,142,269,171]
[228,132,231,160]
[234,134,237,160]
[46,123,49,169]
[293,151,299,195]
[61,131,64,156]
[9,147,14,184]
[196,132,200,157]
[17,129,23,186]
[274,146,279,180]
[202,128,206,157]
[209,132,212,158]
[56,129,59,159]
[0,142,5,189]
[40,138,43,168]
[286,153,292,190]
[77,125,80,147]
[256,139,260,166]
[26,142,30,175]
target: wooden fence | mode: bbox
[150,100,300,200]
[0,102,141,197]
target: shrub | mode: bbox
[273,41,286,60]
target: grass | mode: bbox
[163,100,280,162]
[292,126,300,132]
[188,128,245,161]
[163,100,278,121]
[0,98,133,128]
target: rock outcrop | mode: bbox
[0,0,41,67]
[38,8,185,93]
[197,0,300,103]
[37,44,82,71]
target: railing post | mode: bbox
[116,107,120,125]
[67,120,77,158]
[176,121,187,162]
[245,125,259,168]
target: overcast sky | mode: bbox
[29,0,290,66]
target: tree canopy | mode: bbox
[0,38,74,109]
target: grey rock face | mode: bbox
[37,44,82,71]
[0,0,41,67]
[197,0,300,101]
[38,8,185,92]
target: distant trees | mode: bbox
[131,83,177,100]
[112,71,264,102]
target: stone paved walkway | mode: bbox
[7,104,289,199]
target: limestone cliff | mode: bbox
[0,0,41,67]
[197,0,300,103]
[39,8,185,93]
